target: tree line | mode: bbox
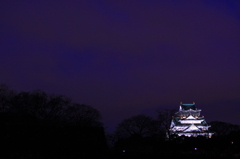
[0,84,102,127]
[1,83,240,158]
[109,114,240,158]
[0,84,106,158]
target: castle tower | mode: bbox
[169,102,214,138]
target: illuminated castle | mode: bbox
[169,102,214,138]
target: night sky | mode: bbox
[1,0,240,132]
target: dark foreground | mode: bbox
[1,126,240,159]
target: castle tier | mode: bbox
[169,102,214,138]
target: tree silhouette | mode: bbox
[115,114,159,139]
[0,85,103,127]
[0,84,106,158]
[157,108,176,137]
[0,84,16,113]
[209,121,240,136]
[66,103,103,127]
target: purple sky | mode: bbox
[1,0,240,132]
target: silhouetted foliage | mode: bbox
[66,103,102,127]
[109,114,165,157]
[0,84,16,113]
[0,84,106,158]
[110,108,240,158]
[114,114,160,139]
[0,85,103,127]
[209,121,240,136]
[2,84,240,158]
[157,108,176,137]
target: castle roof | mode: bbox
[183,124,200,132]
[186,115,195,119]
[172,116,208,126]
[180,103,196,110]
